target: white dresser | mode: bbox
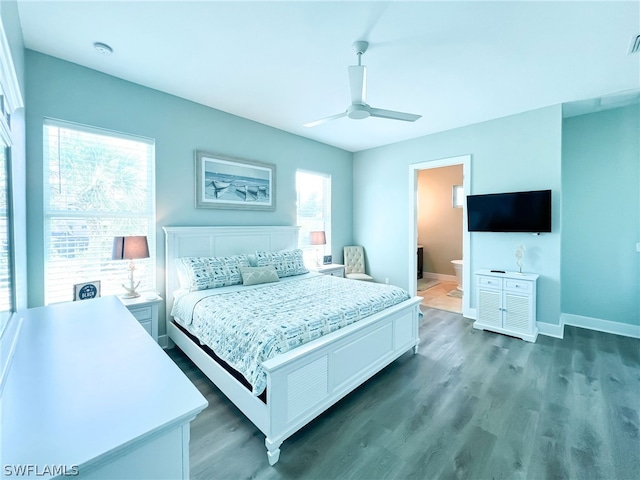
[474,269,539,342]
[1,296,207,479]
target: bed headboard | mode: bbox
[162,225,300,331]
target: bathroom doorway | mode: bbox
[408,155,471,317]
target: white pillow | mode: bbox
[177,255,250,291]
[239,266,280,286]
[254,249,308,278]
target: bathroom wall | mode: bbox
[417,165,463,277]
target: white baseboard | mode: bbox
[423,272,458,284]
[561,313,640,339]
[537,321,564,339]
[159,334,171,349]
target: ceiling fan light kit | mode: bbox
[304,40,421,127]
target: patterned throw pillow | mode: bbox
[254,249,308,278]
[177,255,250,291]
[239,266,280,286]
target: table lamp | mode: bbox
[309,230,326,267]
[112,236,149,298]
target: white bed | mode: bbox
[163,225,422,465]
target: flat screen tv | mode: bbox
[467,189,552,233]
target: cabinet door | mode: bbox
[503,292,531,333]
[477,288,502,327]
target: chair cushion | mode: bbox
[343,246,366,274]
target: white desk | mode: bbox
[1,296,207,479]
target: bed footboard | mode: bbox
[262,296,422,465]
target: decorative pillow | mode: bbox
[239,266,280,286]
[255,249,308,278]
[177,255,250,291]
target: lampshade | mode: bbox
[309,231,326,246]
[112,236,150,261]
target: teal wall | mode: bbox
[25,51,353,328]
[353,105,563,326]
[19,48,640,335]
[562,105,640,326]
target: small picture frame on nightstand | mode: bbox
[323,255,332,265]
[73,281,101,301]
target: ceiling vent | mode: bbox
[629,34,640,54]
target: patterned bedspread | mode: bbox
[171,274,411,396]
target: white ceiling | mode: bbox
[15,0,640,152]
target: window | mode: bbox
[452,185,463,208]
[0,18,24,392]
[0,139,13,322]
[43,119,155,304]
[296,170,331,266]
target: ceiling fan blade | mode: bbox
[348,65,367,104]
[369,107,421,122]
[303,111,348,128]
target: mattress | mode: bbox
[171,273,410,396]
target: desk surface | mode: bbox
[1,296,207,477]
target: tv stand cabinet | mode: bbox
[474,269,539,342]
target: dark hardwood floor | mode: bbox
[166,307,640,479]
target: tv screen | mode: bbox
[467,189,552,233]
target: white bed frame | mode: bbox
[163,226,422,465]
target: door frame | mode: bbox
[408,154,472,318]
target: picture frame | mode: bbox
[195,150,276,211]
[323,255,332,265]
[73,281,101,301]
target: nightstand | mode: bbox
[118,293,162,342]
[310,263,345,277]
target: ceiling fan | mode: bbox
[304,41,421,128]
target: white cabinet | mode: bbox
[118,293,162,342]
[474,269,539,342]
[310,264,345,277]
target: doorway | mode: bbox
[408,155,471,317]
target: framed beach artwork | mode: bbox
[195,151,276,210]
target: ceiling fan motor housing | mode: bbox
[347,103,370,119]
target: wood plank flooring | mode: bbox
[166,308,640,479]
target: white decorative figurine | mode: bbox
[515,244,526,274]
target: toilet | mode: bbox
[451,259,463,291]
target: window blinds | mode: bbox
[0,143,12,313]
[43,119,156,304]
[296,170,332,264]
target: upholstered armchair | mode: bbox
[343,246,373,281]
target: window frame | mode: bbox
[295,169,332,265]
[42,119,156,305]
[0,18,24,393]
[452,184,464,208]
